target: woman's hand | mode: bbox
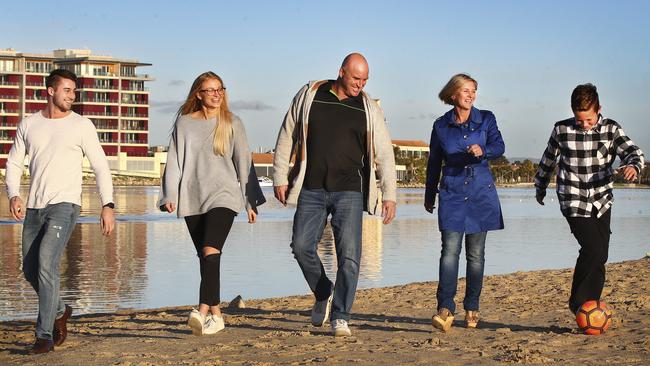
[247,208,257,223]
[467,144,483,158]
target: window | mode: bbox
[25,61,53,73]
[121,66,135,76]
[0,60,14,72]
[98,132,112,142]
[92,65,110,76]
[93,79,112,89]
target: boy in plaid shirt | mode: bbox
[534,83,644,315]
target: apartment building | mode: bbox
[0,48,153,170]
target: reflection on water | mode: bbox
[1,186,649,321]
[318,217,384,283]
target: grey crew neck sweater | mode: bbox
[158,114,262,217]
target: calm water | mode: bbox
[1,186,648,321]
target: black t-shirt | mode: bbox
[304,80,367,192]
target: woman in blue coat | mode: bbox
[424,74,505,332]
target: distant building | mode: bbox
[0,48,153,172]
[392,140,429,158]
[252,152,274,178]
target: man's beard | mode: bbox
[54,99,72,112]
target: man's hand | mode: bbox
[619,166,638,182]
[162,202,176,213]
[274,185,288,205]
[381,200,396,224]
[535,192,545,205]
[247,208,257,223]
[424,201,435,213]
[100,206,115,236]
[9,196,25,221]
[467,144,484,158]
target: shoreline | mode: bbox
[2,257,648,365]
[2,180,649,189]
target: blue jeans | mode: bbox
[436,230,487,314]
[291,188,363,322]
[22,202,80,340]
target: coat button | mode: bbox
[464,197,468,201]
[464,181,468,185]
[463,135,468,139]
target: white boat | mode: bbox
[257,176,274,187]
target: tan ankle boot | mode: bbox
[432,308,454,332]
[465,310,480,328]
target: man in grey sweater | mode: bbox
[273,53,397,337]
[5,69,115,353]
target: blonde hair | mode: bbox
[177,71,233,156]
[438,74,478,105]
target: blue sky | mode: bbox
[5,0,650,158]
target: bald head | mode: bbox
[341,53,368,71]
[334,53,369,99]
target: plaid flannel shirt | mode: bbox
[534,115,645,218]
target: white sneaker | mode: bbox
[188,309,205,336]
[203,314,225,335]
[331,319,351,337]
[311,293,333,327]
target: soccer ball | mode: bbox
[576,300,612,335]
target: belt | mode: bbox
[442,165,490,177]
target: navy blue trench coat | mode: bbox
[425,107,505,234]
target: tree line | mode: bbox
[393,148,650,186]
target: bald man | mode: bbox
[273,53,397,337]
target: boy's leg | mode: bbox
[566,210,611,313]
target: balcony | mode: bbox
[25,82,45,88]
[80,111,117,117]
[121,99,149,105]
[25,96,47,102]
[121,73,152,80]
[79,84,118,90]
[122,113,148,118]
[121,125,148,131]
[0,135,14,141]
[0,109,20,114]
[122,139,148,144]
[121,86,149,92]
[90,71,117,77]
[75,97,119,104]
[99,139,118,143]
[0,94,20,100]
[0,81,20,86]
[0,122,18,127]
[94,124,118,130]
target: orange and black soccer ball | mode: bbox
[576,300,612,335]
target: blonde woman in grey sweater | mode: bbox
[158,72,263,335]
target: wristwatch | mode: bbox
[103,202,115,209]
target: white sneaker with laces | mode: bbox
[203,314,225,335]
[331,318,351,337]
[311,293,333,327]
[188,309,205,336]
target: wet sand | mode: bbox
[1,257,648,365]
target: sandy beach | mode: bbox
[1,257,648,365]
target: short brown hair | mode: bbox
[571,83,600,112]
[45,69,77,89]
